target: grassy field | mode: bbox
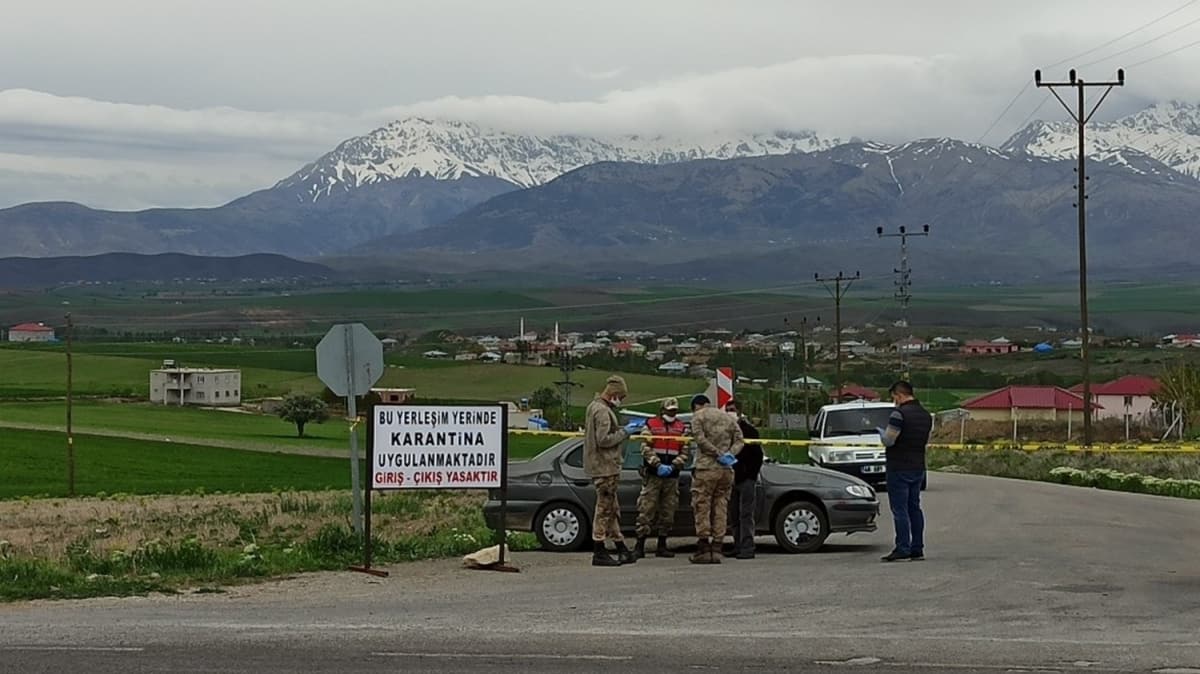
[0,347,322,399]
[2,428,350,499]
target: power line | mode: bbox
[1126,33,1200,66]
[1044,0,1199,69]
[1079,12,1200,68]
[980,0,1198,143]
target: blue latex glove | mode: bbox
[717,452,737,467]
[624,419,647,434]
[656,463,674,478]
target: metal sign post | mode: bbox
[316,323,384,536]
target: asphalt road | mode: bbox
[4,473,1200,673]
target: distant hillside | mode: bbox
[0,253,332,287]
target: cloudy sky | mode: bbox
[3,0,1198,209]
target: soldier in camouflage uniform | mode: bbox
[688,394,744,564]
[633,397,690,559]
[584,375,642,567]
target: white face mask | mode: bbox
[663,414,677,423]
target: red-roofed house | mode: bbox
[8,322,55,343]
[830,384,880,402]
[1071,375,1160,422]
[962,386,1098,422]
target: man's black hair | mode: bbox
[888,380,915,397]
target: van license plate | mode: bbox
[862,465,885,474]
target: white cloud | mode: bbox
[4,0,1200,212]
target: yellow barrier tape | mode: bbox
[507,429,1200,453]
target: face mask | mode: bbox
[663,414,677,423]
[728,411,740,420]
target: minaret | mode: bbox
[520,317,525,341]
[554,322,560,345]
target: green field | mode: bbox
[2,428,350,499]
[1,426,558,500]
[0,347,322,399]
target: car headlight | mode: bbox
[845,485,874,499]
[829,451,855,463]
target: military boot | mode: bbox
[633,537,647,560]
[709,539,723,564]
[592,541,620,567]
[689,539,711,564]
[615,541,637,565]
[655,536,675,558]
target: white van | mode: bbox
[807,400,895,486]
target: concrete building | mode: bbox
[8,322,55,342]
[150,366,242,406]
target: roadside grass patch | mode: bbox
[928,447,1200,499]
[0,490,538,602]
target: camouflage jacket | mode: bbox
[584,397,629,478]
[690,406,744,471]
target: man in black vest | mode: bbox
[877,380,932,562]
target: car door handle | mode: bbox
[572,480,591,487]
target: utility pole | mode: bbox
[815,271,860,396]
[798,315,820,430]
[876,224,930,381]
[65,312,75,497]
[1034,67,1124,447]
[554,349,582,430]
[781,318,790,438]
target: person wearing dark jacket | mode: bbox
[725,400,764,560]
[877,380,932,563]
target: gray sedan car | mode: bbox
[484,437,879,553]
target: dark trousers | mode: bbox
[886,470,926,555]
[729,479,756,554]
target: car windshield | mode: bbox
[824,408,894,437]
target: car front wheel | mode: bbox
[772,500,830,553]
[534,502,588,552]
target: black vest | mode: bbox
[888,400,932,472]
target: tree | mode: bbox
[529,386,564,427]
[277,392,330,438]
[1155,360,1200,434]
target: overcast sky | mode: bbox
[3,0,1198,210]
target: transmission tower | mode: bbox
[1034,67,1124,447]
[877,224,929,380]
[554,349,583,430]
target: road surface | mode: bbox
[3,473,1200,673]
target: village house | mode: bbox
[931,337,959,349]
[1071,375,1160,423]
[645,350,667,362]
[422,350,450,359]
[960,337,1020,355]
[961,386,1096,422]
[657,360,689,375]
[830,384,880,402]
[7,322,55,342]
[1161,334,1200,348]
[150,365,242,407]
[892,337,929,353]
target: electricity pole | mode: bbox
[815,271,860,396]
[1034,67,1124,447]
[876,224,929,381]
[798,315,820,429]
[554,349,582,430]
[65,312,75,497]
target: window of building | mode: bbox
[234,389,239,397]
[226,391,232,398]
[196,392,205,400]
[215,391,221,399]
[1124,396,1133,407]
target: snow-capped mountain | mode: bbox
[274,118,842,202]
[1002,101,1200,180]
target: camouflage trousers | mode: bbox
[591,475,623,542]
[635,474,680,537]
[691,468,734,542]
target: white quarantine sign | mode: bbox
[371,405,505,490]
